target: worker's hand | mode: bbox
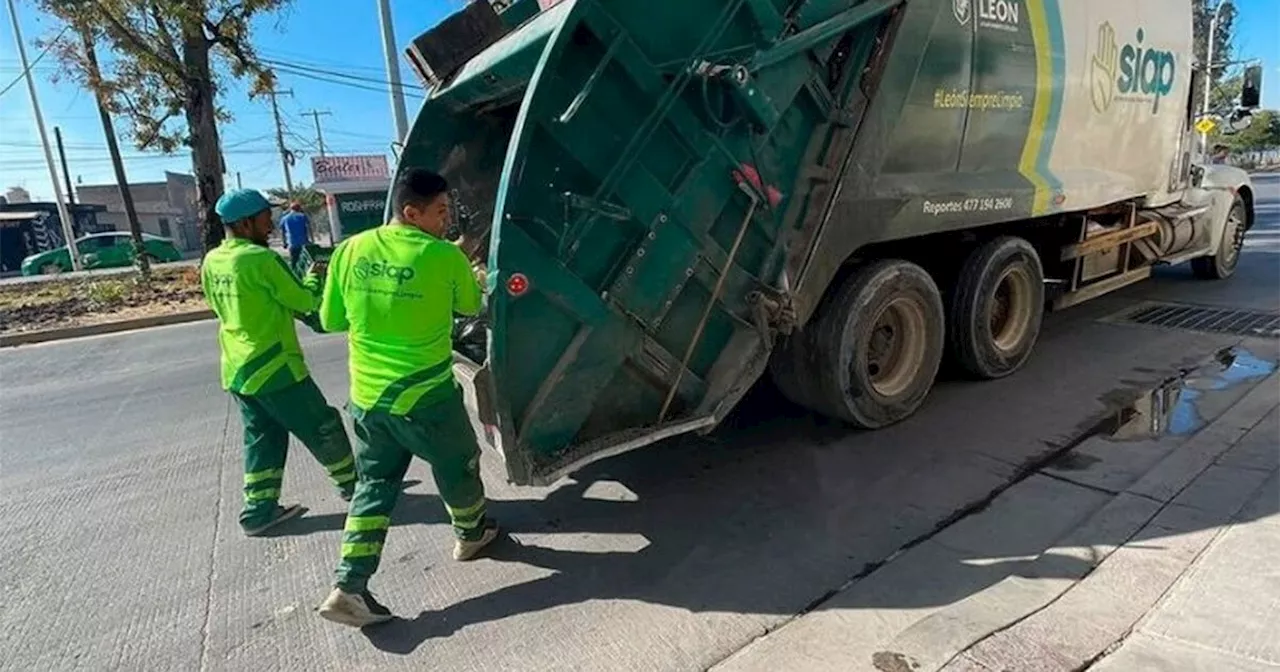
[306,260,328,277]
[473,264,487,288]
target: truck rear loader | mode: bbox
[392,0,1260,486]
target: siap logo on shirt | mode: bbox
[353,256,416,284]
[204,272,239,296]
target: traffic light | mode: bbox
[1241,65,1262,109]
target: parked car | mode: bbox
[20,232,183,276]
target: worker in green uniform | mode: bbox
[202,189,358,536]
[317,168,498,628]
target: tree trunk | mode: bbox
[182,24,225,256]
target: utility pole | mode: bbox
[376,0,410,143]
[54,127,76,205]
[266,87,295,192]
[82,29,149,279]
[302,109,332,157]
[8,0,82,271]
[1200,0,1233,155]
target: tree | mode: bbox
[266,185,325,215]
[39,0,288,254]
[268,184,332,243]
[1208,74,1242,116]
[1192,0,1237,117]
[1226,110,1280,153]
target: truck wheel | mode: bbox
[947,236,1044,379]
[1191,194,1246,280]
[771,259,944,428]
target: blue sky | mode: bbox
[1,0,1278,202]
[0,0,460,200]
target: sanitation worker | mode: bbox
[317,168,497,628]
[202,189,358,536]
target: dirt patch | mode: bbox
[0,266,208,334]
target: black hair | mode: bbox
[392,167,449,214]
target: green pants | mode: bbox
[232,377,356,529]
[335,385,488,593]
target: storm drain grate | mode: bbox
[1117,303,1280,338]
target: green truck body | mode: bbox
[397,0,1256,485]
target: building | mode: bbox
[0,200,108,274]
[76,172,200,253]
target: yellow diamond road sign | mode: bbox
[1195,117,1217,134]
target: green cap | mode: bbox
[215,189,271,224]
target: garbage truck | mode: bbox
[390,0,1260,486]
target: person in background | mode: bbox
[279,201,311,268]
[316,168,497,628]
[202,188,358,536]
[1210,144,1230,165]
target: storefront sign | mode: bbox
[312,155,390,182]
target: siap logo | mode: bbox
[353,257,416,284]
[1091,23,1177,114]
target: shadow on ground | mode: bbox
[327,344,1278,656]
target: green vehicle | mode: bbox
[20,232,183,276]
[399,0,1258,486]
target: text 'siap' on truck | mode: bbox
[397,0,1260,487]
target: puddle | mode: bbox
[1069,347,1276,446]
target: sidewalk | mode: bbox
[714,356,1279,672]
[1088,417,1278,672]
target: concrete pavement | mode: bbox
[0,180,1276,671]
[1089,452,1279,671]
[713,365,1279,672]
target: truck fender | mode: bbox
[1198,188,1239,257]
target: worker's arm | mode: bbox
[319,242,350,333]
[262,253,321,314]
[452,245,483,317]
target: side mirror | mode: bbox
[1241,64,1262,109]
[1228,108,1253,132]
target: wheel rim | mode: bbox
[1223,206,1245,267]
[989,265,1035,354]
[864,296,928,397]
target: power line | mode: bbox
[264,58,425,98]
[0,25,69,100]
[264,57,422,92]
[255,49,390,74]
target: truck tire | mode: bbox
[946,236,1044,379]
[771,259,945,428]
[1191,194,1246,280]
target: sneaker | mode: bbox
[243,504,305,536]
[453,520,500,561]
[318,587,394,628]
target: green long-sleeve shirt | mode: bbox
[202,237,322,396]
[320,222,482,415]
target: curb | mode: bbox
[0,309,215,347]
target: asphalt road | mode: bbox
[1,178,1277,671]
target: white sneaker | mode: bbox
[453,521,500,561]
[318,587,394,628]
